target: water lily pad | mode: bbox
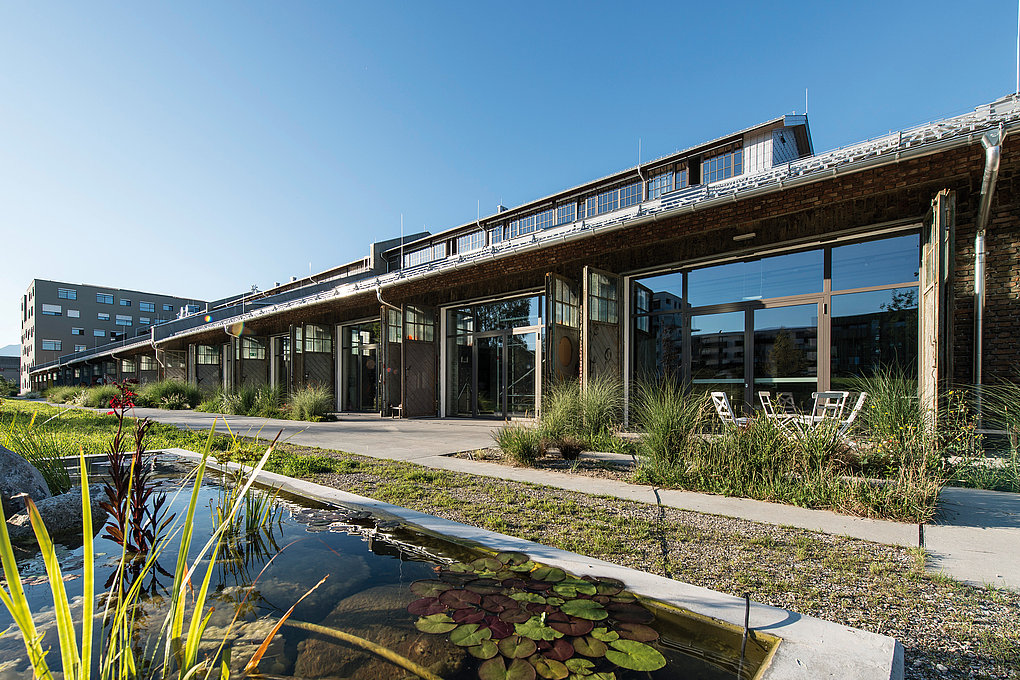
[502,578,528,590]
[541,638,575,662]
[572,636,608,658]
[609,593,635,603]
[605,602,653,624]
[467,579,506,595]
[565,658,594,674]
[509,561,538,573]
[530,567,566,582]
[407,597,447,616]
[510,592,546,604]
[415,613,457,634]
[499,608,534,623]
[544,596,565,606]
[482,594,519,613]
[478,657,537,680]
[553,578,597,598]
[453,607,486,624]
[472,557,505,573]
[528,580,555,591]
[615,622,658,642]
[411,579,455,597]
[532,657,569,679]
[559,599,608,621]
[497,551,530,566]
[516,616,564,641]
[589,627,619,643]
[604,639,666,671]
[441,589,483,608]
[588,577,625,596]
[482,616,515,639]
[451,623,493,647]
[498,634,538,659]
[526,603,558,615]
[450,562,474,573]
[469,639,500,659]
[548,616,594,637]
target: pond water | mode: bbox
[0,457,774,679]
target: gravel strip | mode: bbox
[280,444,1020,679]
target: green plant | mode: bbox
[289,384,333,421]
[79,385,121,409]
[539,376,625,455]
[137,379,202,410]
[222,384,259,416]
[254,384,285,417]
[493,423,543,466]
[578,373,623,440]
[0,376,18,398]
[631,379,709,470]
[0,411,73,494]
[45,385,83,404]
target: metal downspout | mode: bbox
[974,127,1004,416]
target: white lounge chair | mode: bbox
[837,391,868,440]
[711,391,748,428]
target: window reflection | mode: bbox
[831,234,920,291]
[687,250,822,307]
[831,288,918,379]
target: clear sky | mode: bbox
[2,1,1016,347]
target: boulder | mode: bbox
[5,484,107,544]
[0,444,51,517]
[293,584,468,679]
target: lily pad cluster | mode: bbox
[408,552,666,680]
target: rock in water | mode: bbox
[6,484,107,543]
[293,584,468,679]
[0,444,51,517]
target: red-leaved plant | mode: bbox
[99,380,174,559]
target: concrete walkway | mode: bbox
[84,405,1020,590]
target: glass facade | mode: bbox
[447,295,542,418]
[632,233,920,411]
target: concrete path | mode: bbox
[74,404,1020,590]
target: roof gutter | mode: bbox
[973,126,1005,410]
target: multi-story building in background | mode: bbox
[19,279,204,391]
[0,355,18,384]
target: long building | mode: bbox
[20,279,204,392]
[28,95,1020,420]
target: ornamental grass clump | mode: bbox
[0,411,72,494]
[630,379,709,471]
[289,384,334,421]
[537,376,625,458]
[493,423,543,466]
[222,384,259,416]
[79,385,121,409]
[136,379,202,410]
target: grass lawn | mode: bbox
[2,399,1018,680]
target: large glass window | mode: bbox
[140,301,155,312]
[197,345,220,365]
[588,273,618,323]
[597,188,618,214]
[42,304,61,316]
[647,167,674,199]
[831,234,920,291]
[97,293,113,304]
[702,146,743,183]
[556,202,576,225]
[553,280,579,328]
[238,338,267,360]
[687,250,823,307]
[405,306,434,341]
[58,288,76,300]
[140,355,157,371]
[619,182,641,208]
[387,309,403,343]
[304,325,332,353]
[42,339,61,351]
[831,288,918,380]
[535,208,555,231]
[116,315,132,326]
[121,359,136,373]
[456,231,484,254]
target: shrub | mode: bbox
[578,374,623,440]
[255,384,285,417]
[493,423,543,466]
[222,384,259,415]
[631,379,709,469]
[137,379,202,410]
[0,376,18,397]
[539,376,625,455]
[0,412,73,494]
[79,384,121,409]
[44,385,83,404]
[289,384,333,421]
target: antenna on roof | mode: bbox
[400,214,404,268]
[1015,0,1019,94]
[805,87,809,116]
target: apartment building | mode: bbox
[29,95,1020,420]
[20,279,203,391]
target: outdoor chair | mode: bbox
[836,391,868,440]
[776,392,797,414]
[711,391,748,428]
[810,391,850,423]
[758,390,802,436]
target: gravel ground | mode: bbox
[265,443,1020,680]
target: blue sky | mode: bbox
[1,1,1016,346]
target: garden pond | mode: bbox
[0,455,777,680]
